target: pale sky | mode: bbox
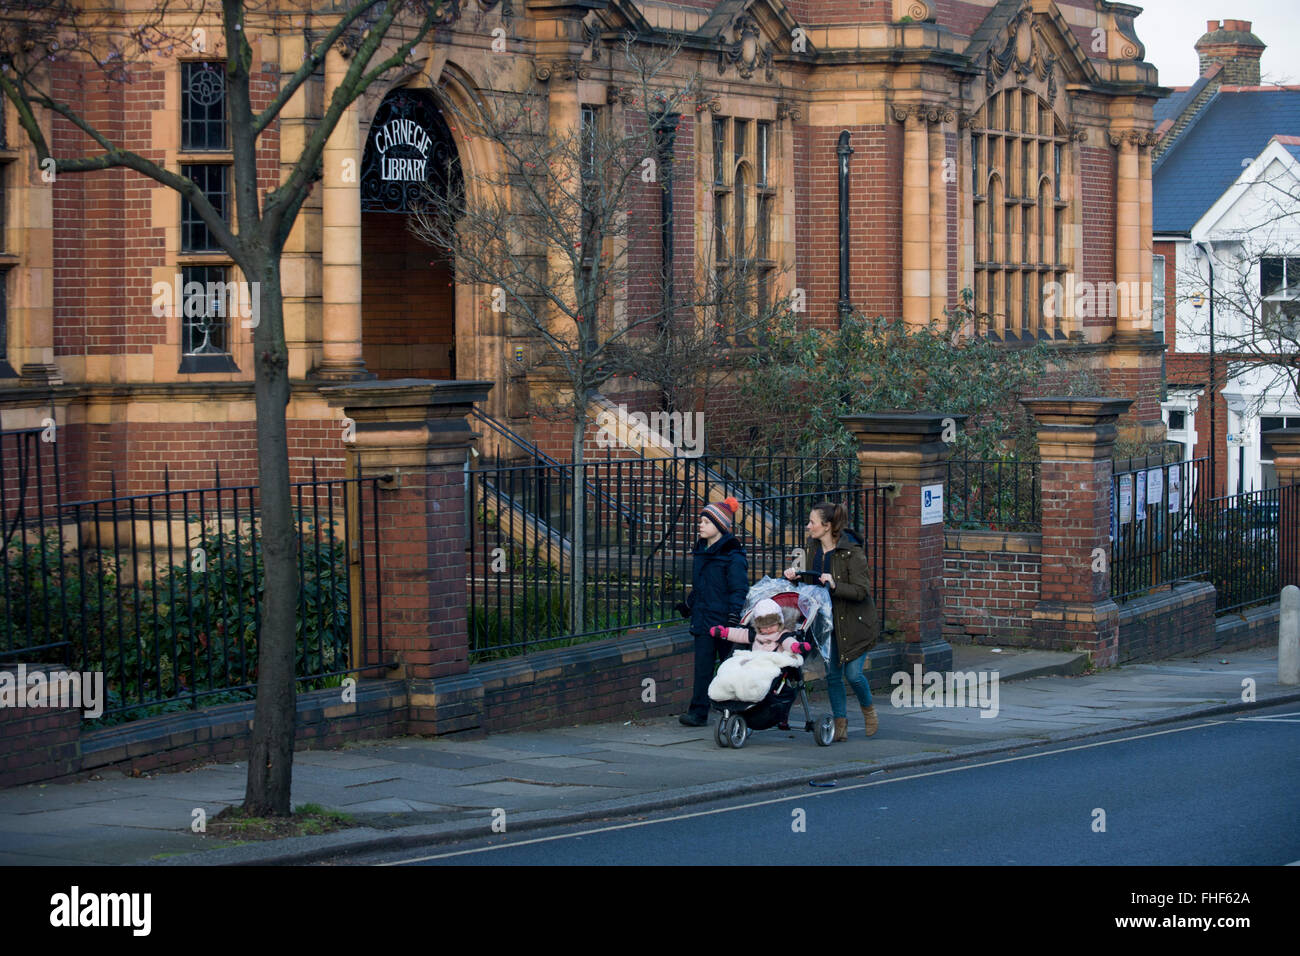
[1134,0,1300,88]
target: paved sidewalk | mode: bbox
[1,643,1295,865]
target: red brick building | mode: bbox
[0,0,1167,485]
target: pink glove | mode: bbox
[710,625,749,643]
[784,639,812,655]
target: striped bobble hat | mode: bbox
[701,496,740,534]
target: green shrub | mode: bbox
[0,522,350,724]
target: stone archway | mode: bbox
[359,87,461,381]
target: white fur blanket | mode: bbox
[708,650,802,703]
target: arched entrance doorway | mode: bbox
[360,87,461,380]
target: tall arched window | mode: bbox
[709,115,775,345]
[971,87,1069,340]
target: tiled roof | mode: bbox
[1153,89,1300,234]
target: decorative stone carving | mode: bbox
[718,13,765,79]
[582,18,603,62]
[1105,2,1145,60]
[776,100,802,122]
[1107,128,1155,148]
[534,59,589,82]
[608,84,643,106]
[985,3,1058,96]
[894,0,934,23]
[891,104,953,125]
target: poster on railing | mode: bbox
[1135,471,1147,522]
[1119,474,1133,524]
[1111,480,1118,542]
[1168,467,1181,513]
[1147,467,1163,505]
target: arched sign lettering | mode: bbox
[361,88,460,213]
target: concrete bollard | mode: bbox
[1281,585,1300,686]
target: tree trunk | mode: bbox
[243,266,299,817]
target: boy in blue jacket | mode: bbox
[677,497,749,726]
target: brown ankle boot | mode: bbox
[832,718,848,742]
[861,705,879,737]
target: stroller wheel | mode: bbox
[714,714,731,748]
[726,715,748,749]
[815,714,835,747]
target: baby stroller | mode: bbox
[710,579,836,749]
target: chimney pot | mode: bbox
[1207,20,1220,33]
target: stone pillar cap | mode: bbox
[1266,427,1300,457]
[320,379,494,417]
[840,411,967,435]
[1021,397,1133,422]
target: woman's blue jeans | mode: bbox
[825,633,873,718]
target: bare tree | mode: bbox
[410,38,788,628]
[0,0,458,815]
[1178,227,1300,420]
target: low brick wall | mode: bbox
[1,629,698,787]
[0,665,83,786]
[943,530,1042,646]
[1,677,407,786]
[1116,582,1217,663]
[477,628,694,733]
[1214,601,1280,653]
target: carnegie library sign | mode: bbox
[374,117,433,182]
[361,88,458,213]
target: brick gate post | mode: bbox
[1266,428,1300,591]
[1022,397,1132,668]
[323,379,493,735]
[840,412,962,671]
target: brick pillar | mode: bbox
[840,412,962,670]
[1268,428,1300,590]
[323,379,493,735]
[1023,397,1131,667]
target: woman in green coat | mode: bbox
[784,501,880,742]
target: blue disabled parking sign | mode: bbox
[921,483,943,525]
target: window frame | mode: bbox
[177,264,240,373]
[1259,255,1300,340]
[177,59,238,373]
[970,86,1070,341]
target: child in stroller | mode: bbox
[706,586,837,749]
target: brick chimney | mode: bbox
[1195,19,1265,85]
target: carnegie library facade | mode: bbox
[0,0,1167,491]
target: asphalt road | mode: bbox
[347,703,1300,866]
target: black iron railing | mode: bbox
[1193,484,1296,614]
[0,435,385,723]
[1109,456,1211,603]
[467,453,888,662]
[743,482,889,635]
[945,458,1041,531]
